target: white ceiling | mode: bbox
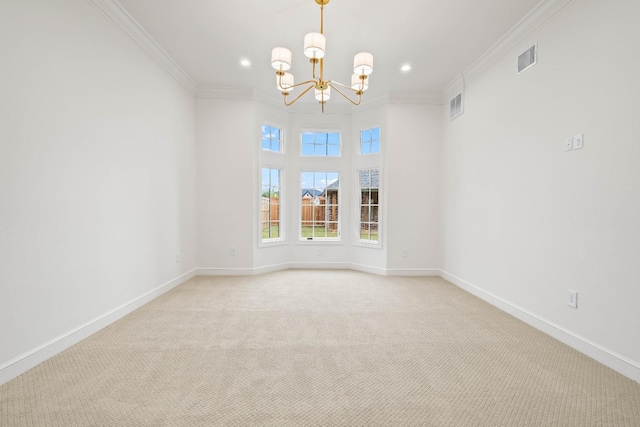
[116,0,542,102]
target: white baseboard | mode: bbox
[345,263,389,276]
[441,270,640,384]
[197,264,438,277]
[386,268,441,277]
[198,263,366,275]
[0,269,197,386]
[197,267,262,276]
[287,262,361,271]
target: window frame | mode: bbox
[359,126,381,155]
[259,120,287,248]
[261,123,285,154]
[299,170,342,242]
[356,168,381,246]
[300,130,342,157]
[353,123,382,248]
[260,166,285,245]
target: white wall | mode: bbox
[386,103,442,274]
[441,0,640,379]
[196,97,256,272]
[0,0,197,383]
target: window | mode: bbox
[301,131,340,156]
[360,127,380,155]
[300,171,340,240]
[358,169,380,243]
[261,168,282,242]
[262,124,282,153]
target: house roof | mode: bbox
[325,179,340,190]
[330,171,379,190]
[301,189,323,198]
[321,171,379,195]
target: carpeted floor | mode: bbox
[1,270,639,426]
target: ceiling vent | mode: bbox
[450,93,463,120]
[517,44,537,74]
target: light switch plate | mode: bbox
[568,290,578,308]
[573,134,584,150]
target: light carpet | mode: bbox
[1,270,639,426]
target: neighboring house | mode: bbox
[301,189,323,198]
[301,173,378,233]
[357,170,379,229]
[301,189,325,226]
[322,179,340,232]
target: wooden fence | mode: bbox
[261,197,279,224]
[301,196,326,225]
[263,196,339,230]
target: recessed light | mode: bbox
[240,58,251,68]
[401,64,412,72]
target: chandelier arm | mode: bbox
[327,79,359,93]
[284,83,316,106]
[328,83,362,106]
[281,77,318,91]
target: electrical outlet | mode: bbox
[230,248,236,256]
[175,251,181,263]
[317,248,323,257]
[402,248,408,257]
[564,137,573,152]
[568,290,578,308]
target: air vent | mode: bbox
[517,44,537,74]
[450,93,463,120]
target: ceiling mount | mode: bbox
[270,0,373,113]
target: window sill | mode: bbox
[295,239,344,246]
[352,240,382,249]
[259,239,288,248]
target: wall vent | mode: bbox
[450,93,463,120]
[517,44,537,74]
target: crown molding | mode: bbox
[87,0,197,94]
[442,0,576,95]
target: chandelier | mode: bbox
[270,0,373,113]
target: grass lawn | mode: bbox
[261,225,280,240]
[360,231,379,241]
[263,225,377,240]
[300,225,338,238]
